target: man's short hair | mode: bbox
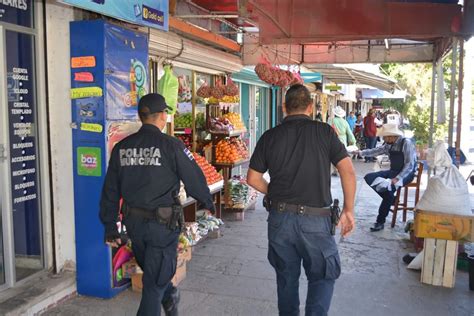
[138,106,161,122]
[285,84,312,114]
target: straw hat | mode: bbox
[377,124,404,137]
[334,106,346,118]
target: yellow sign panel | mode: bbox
[71,87,103,99]
[414,210,474,241]
[80,123,103,133]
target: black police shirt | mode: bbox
[100,124,215,235]
[249,115,348,207]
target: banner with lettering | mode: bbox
[6,30,41,256]
[62,0,168,31]
[0,0,32,28]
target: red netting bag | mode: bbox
[224,76,239,96]
[211,82,225,99]
[197,83,212,98]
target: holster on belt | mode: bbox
[170,196,185,232]
[121,201,183,231]
[330,199,342,236]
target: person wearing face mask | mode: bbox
[100,93,215,315]
[355,124,417,232]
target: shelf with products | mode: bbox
[225,176,258,213]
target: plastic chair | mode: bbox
[390,162,424,228]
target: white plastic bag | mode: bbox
[407,251,423,270]
[416,141,471,215]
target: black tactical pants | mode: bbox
[123,215,180,316]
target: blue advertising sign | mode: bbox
[63,0,168,31]
[0,0,33,28]
[6,30,41,256]
[104,23,149,120]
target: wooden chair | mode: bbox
[390,162,424,228]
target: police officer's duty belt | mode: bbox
[125,206,173,223]
[270,200,331,216]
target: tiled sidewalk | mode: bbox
[44,161,474,316]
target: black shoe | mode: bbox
[370,223,384,232]
[163,287,180,316]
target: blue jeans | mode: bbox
[267,210,340,316]
[123,216,180,316]
[364,136,377,162]
[364,170,415,224]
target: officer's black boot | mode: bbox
[162,286,180,316]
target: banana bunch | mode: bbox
[221,95,240,103]
[208,96,219,104]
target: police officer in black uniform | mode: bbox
[100,93,215,316]
[247,84,356,316]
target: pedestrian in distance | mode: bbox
[247,84,356,316]
[354,124,417,232]
[363,109,378,162]
[327,106,356,148]
[100,93,215,316]
[353,113,365,160]
[346,110,357,132]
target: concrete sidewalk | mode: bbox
[43,161,474,316]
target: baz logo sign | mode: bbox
[77,147,102,177]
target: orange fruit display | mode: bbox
[192,153,223,185]
[215,139,248,164]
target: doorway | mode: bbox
[0,20,44,289]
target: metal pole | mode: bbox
[455,39,464,167]
[448,38,458,147]
[428,60,436,148]
[192,71,197,152]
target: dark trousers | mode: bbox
[364,170,415,224]
[123,216,180,316]
[364,136,377,162]
[267,210,340,316]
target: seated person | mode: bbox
[356,124,417,232]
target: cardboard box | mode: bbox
[181,248,192,262]
[414,210,474,241]
[131,273,143,292]
[122,259,142,279]
[171,261,187,286]
[130,260,187,293]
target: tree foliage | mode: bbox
[381,62,449,145]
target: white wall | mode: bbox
[45,0,77,271]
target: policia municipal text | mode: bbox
[100,94,215,316]
[247,84,356,316]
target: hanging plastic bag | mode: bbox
[416,141,471,215]
[158,65,179,115]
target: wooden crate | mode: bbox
[421,238,458,288]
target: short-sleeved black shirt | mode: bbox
[249,115,348,207]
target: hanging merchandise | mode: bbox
[211,80,225,99]
[197,82,212,98]
[255,56,303,87]
[178,75,192,103]
[158,65,179,115]
[224,76,239,97]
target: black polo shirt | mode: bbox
[249,115,348,207]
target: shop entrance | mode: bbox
[0,7,44,289]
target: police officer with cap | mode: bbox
[247,84,356,315]
[100,93,215,316]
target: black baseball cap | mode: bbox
[138,93,171,115]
